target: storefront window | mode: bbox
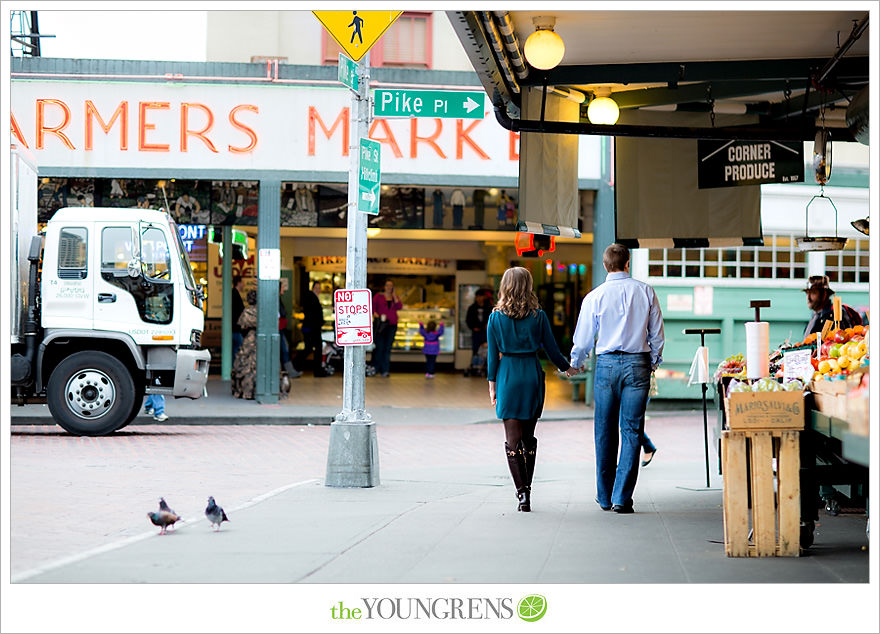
[647,234,815,281]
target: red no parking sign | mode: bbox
[334,289,373,345]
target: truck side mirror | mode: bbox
[127,258,142,278]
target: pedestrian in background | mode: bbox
[143,394,168,422]
[231,289,258,399]
[278,287,301,381]
[370,279,402,378]
[231,275,245,361]
[487,266,576,512]
[300,280,328,377]
[466,288,492,363]
[570,243,665,514]
[419,320,444,378]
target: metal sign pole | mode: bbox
[325,52,379,488]
[679,328,722,492]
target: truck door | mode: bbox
[94,224,174,336]
[42,225,94,329]
[94,225,141,332]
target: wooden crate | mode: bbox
[723,390,805,431]
[809,380,849,420]
[721,429,801,557]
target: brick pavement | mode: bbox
[10,414,708,578]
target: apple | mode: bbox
[829,343,843,358]
[817,359,832,374]
[837,356,851,370]
[834,330,850,344]
[856,341,868,358]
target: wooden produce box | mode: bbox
[809,380,849,421]
[845,372,870,437]
[723,390,806,431]
[722,429,801,557]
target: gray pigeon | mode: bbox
[158,497,176,515]
[205,496,229,531]
[147,510,181,535]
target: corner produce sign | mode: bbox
[697,140,804,189]
[334,289,373,346]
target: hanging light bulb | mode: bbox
[524,16,565,71]
[587,88,619,125]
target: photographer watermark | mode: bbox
[329,594,547,622]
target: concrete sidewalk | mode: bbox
[8,409,875,633]
[14,425,869,585]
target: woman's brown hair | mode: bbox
[493,266,540,319]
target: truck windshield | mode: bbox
[168,220,198,292]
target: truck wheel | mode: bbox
[116,382,145,431]
[47,351,136,436]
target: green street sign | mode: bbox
[358,138,381,215]
[373,89,486,119]
[337,53,358,92]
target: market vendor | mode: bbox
[802,275,861,336]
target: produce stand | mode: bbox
[713,325,869,551]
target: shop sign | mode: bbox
[334,288,373,345]
[10,81,602,180]
[305,256,453,274]
[177,224,208,262]
[697,140,804,189]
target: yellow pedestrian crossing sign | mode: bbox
[313,10,403,62]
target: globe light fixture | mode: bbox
[523,16,565,71]
[587,88,620,125]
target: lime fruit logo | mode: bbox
[517,594,547,622]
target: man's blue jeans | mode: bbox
[593,352,652,507]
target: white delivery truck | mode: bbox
[9,146,211,435]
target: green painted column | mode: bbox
[220,225,233,381]
[593,135,616,288]
[255,179,281,405]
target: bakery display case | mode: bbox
[392,308,455,354]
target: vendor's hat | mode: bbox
[802,274,834,294]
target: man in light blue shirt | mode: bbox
[570,243,664,514]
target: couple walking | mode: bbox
[488,244,665,513]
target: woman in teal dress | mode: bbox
[488,267,578,512]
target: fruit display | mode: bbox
[809,325,869,383]
[720,323,869,426]
[714,353,746,381]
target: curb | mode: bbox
[10,416,336,427]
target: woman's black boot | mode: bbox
[523,437,538,491]
[505,442,530,512]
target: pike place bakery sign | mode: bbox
[697,140,804,189]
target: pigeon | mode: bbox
[147,509,181,535]
[205,496,229,531]
[158,497,177,515]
